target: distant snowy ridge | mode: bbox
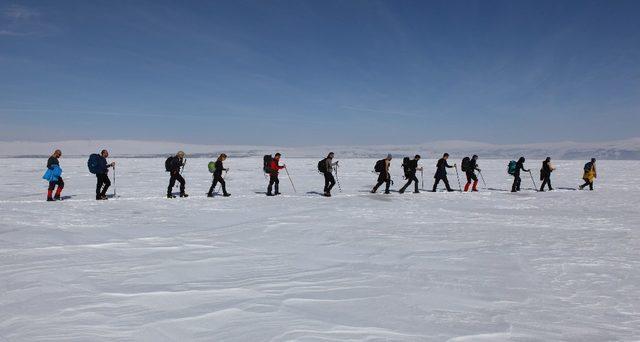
[1,138,639,159]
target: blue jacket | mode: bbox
[95,155,109,174]
[43,165,62,182]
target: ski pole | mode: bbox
[454,165,462,192]
[479,170,487,188]
[334,164,342,192]
[113,167,117,197]
[284,167,296,193]
[529,170,538,191]
[421,170,424,190]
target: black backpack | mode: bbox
[374,159,385,173]
[87,153,100,174]
[317,158,326,173]
[584,162,592,172]
[461,157,470,172]
[263,155,273,173]
[165,156,176,172]
[402,157,412,177]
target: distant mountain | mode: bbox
[1,138,639,160]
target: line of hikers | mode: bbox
[42,149,598,201]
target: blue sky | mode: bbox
[1,0,639,145]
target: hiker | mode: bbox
[266,153,286,196]
[462,155,481,192]
[539,157,555,191]
[318,152,338,197]
[579,158,597,190]
[44,149,64,201]
[371,154,392,194]
[399,155,422,194]
[94,150,115,200]
[511,157,530,192]
[166,151,188,198]
[207,153,230,197]
[432,153,455,192]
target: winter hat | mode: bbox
[177,151,185,158]
[386,154,392,159]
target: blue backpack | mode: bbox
[507,160,517,175]
[87,154,100,174]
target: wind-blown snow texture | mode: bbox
[1,157,639,341]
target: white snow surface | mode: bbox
[1,157,639,341]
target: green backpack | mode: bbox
[208,161,216,173]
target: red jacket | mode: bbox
[270,160,284,174]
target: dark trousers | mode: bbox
[168,171,186,195]
[511,175,522,192]
[323,172,335,193]
[208,174,227,195]
[96,173,111,197]
[48,177,64,191]
[432,176,452,192]
[540,176,552,191]
[400,174,419,193]
[581,178,594,190]
[268,173,280,194]
[372,172,391,193]
[47,177,64,198]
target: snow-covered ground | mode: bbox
[1,157,638,341]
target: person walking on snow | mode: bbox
[95,149,115,200]
[579,158,597,190]
[267,153,286,196]
[511,157,530,192]
[371,154,393,194]
[45,149,64,201]
[399,155,422,194]
[539,157,555,192]
[463,155,481,192]
[167,151,188,198]
[319,152,338,197]
[207,153,230,197]
[432,153,455,192]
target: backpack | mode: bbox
[374,159,385,173]
[507,160,517,175]
[87,153,100,174]
[165,156,176,172]
[402,157,412,177]
[208,161,216,173]
[584,162,592,172]
[263,155,273,173]
[317,158,327,173]
[461,157,470,172]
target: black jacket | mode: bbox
[540,161,552,178]
[214,160,225,177]
[467,159,478,174]
[404,159,418,175]
[96,155,109,174]
[168,157,184,173]
[47,156,59,170]
[514,159,529,177]
[434,158,452,179]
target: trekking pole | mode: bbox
[113,167,117,197]
[478,170,487,188]
[334,165,342,192]
[528,170,538,191]
[421,170,424,190]
[454,165,462,192]
[284,167,296,193]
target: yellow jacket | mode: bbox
[583,164,597,182]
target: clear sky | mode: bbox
[1,0,639,145]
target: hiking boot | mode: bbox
[384,191,391,194]
[323,192,331,197]
[223,193,231,197]
[398,188,405,194]
[413,190,420,194]
[275,192,281,195]
[472,189,478,192]
[180,193,189,198]
[207,193,214,197]
[47,197,54,202]
[167,194,175,199]
[54,195,62,201]
[266,192,274,196]
[579,185,584,190]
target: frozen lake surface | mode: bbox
[1,157,639,341]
